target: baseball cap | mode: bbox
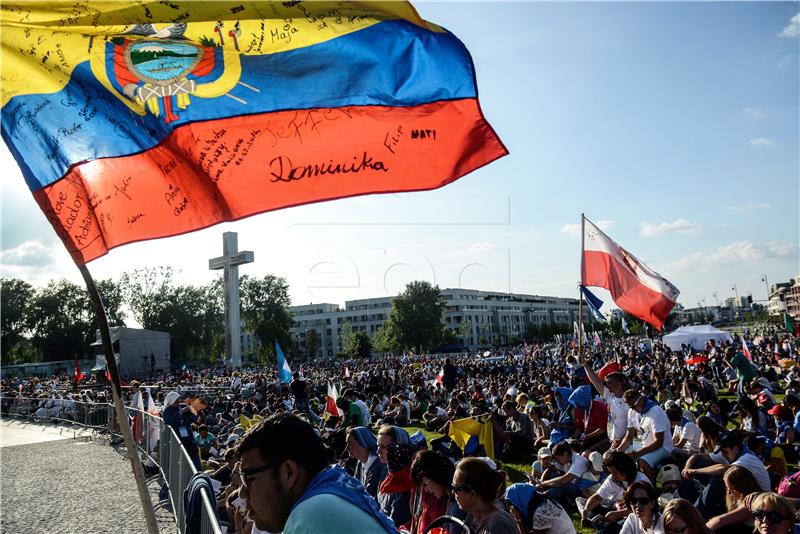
[537,447,553,458]
[768,405,790,418]
[713,431,741,453]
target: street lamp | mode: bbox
[762,274,770,304]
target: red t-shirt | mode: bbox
[574,400,609,434]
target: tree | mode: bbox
[240,274,294,362]
[343,329,372,359]
[26,279,94,361]
[304,329,321,360]
[371,325,398,354]
[120,267,218,363]
[385,281,444,352]
[1,278,34,358]
[119,267,176,328]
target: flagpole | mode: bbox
[578,213,585,360]
[79,265,159,534]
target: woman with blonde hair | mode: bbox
[723,466,759,514]
[748,493,796,534]
[663,498,711,534]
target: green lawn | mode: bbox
[402,424,594,534]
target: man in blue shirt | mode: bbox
[237,413,396,534]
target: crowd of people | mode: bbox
[2,322,800,534]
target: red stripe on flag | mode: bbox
[33,99,506,266]
[583,250,675,330]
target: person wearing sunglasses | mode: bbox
[236,413,396,534]
[451,458,518,534]
[662,499,711,534]
[619,481,663,534]
[749,493,796,534]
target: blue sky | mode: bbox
[2,2,798,313]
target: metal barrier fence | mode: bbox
[1,396,222,534]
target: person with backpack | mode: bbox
[505,482,576,534]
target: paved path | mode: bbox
[0,419,175,533]
[0,418,72,447]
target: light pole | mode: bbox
[762,274,770,305]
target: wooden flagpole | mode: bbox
[79,265,159,534]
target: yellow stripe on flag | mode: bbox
[0,1,431,106]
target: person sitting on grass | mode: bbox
[490,399,534,461]
[580,450,651,532]
[505,482,577,534]
[619,481,663,534]
[537,440,592,507]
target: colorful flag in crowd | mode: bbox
[130,386,144,444]
[276,342,291,384]
[74,354,84,383]
[786,314,799,336]
[582,216,679,330]
[594,332,602,346]
[448,416,495,460]
[325,382,343,417]
[435,369,444,386]
[580,285,606,323]
[742,338,752,360]
[0,2,507,267]
[145,388,160,453]
[621,316,630,335]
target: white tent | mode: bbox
[663,325,732,351]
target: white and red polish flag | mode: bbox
[582,216,679,330]
[325,382,343,417]
[435,369,444,386]
[742,338,752,360]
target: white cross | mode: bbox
[209,232,254,368]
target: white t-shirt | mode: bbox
[619,513,664,534]
[673,421,701,451]
[596,472,651,505]
[733,452,771,491]
[629,405,673,452]
[567,452,591,478]
[603,387,629,441]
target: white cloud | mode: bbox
[723,203,771,212]
[666,241,798,273]
[750,137,775,147]
[1,241,56,267]
[466,242,494,254]
[778,13,800,38]
[743,107,765,119]
[639,219,701,237]
[561,219,613,237]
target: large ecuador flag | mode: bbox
[1,1,507,266]
[582,216,679,330]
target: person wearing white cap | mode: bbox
[532,447,553,484]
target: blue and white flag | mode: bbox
[276,342,292,383]
[580,285,606,323]
[621,316,630,335]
